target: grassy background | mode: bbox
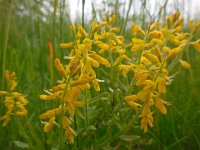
[0,0,200,149]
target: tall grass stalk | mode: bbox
[121,0,133,34]
[1,0,13,90]
[82,0,85,27]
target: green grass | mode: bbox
[1,0,200,149]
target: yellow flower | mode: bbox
[55,58,67,78]
[65,126,75,144]
[90,52,111,67]
[83,38,92,50]
[94,41,108,50]
[191,40,200,52]
[143,51,160,64]
[155,98,167,115]
[88,57,100,68]
[71,76,91,87]
[39,108,62,120]
[124,94,138,101]
[135,72,147,87]
[40,94,57,101]
[157,77,167,94]
[78,24,87,37]
[44,117,57,132]
[92,22,107,33]
[127,101,142,109]
[92,79,100,91]
[131,24,145,36]
[0,91,9,95]
[62,116,75,144]
[180,60,191,69]
[60,42,74,49]
[149,31,162,39]
[141,104,153,133]
[0,71,29,127]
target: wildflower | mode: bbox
[131,24,145,36]
[0,71,29,127]
[90,52,111,67]
[44,117,57,133]
[180,60,191,69]
[62,116,76,144]
[149,31,162,39]
[157,77,167,94]
[155,98,167,115]
[60,42,74,49]
[78,24,87,37]
[92,21,107,33]
[55,58,67,78]
[191,39,200,52]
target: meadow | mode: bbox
[1,0,200,150]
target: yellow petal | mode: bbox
[127,101,142,109]
[0,91,9,95]
[78,24,87,37]
[191,40,200,52]
[141,117,148,133]
[55,58,67,78]
[149,31,162,39]
[71,77,91,87]
[72,100,85,107]
[60,42,74,48]
[158,77,166,93]
[65,127,75,144]
[124,94,138,101]
[155,98,167,115]
[40,94,57,100]
[92,79,100,91]
[62,116,72,129]
[180,60,191,69]
[44,122,54,132]
[88,57,99,68]
[90,52,111,67]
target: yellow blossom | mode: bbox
[191,40,200,52]
[155,98,167,115]
[157,77,167,93]
[78,24,87,37]
[90,52,111,67]
[92,79,100,91]
[149,31,162,39]
[55,58,67,78]
[60,42,74,49]
[180,60,191,69]
[40,94,57,101]
[131,24,145,36]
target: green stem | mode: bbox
[59,74,71,150]
[120,0,133,35]
[74,115,79,148]
[84,90,88,127]
[1,0,13,88]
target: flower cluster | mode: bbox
[39,16,121,144]
[119,11,200,132]
[40,12,200,145]
[0,70,28,127]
